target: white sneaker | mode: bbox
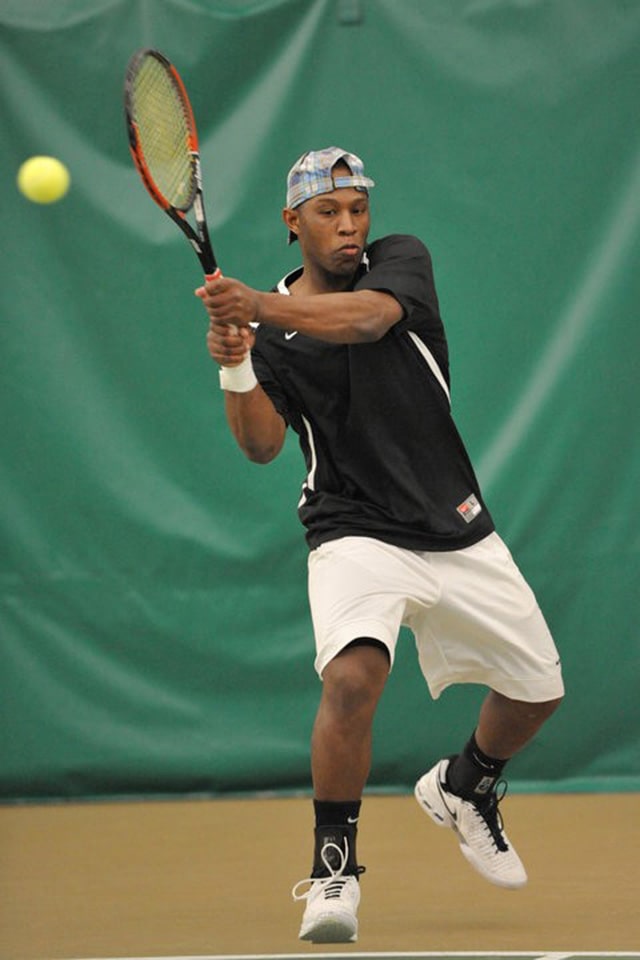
[292,837,361,942]
[415,758,527,889]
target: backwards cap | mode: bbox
[285,146,374,243]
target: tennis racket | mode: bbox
[124,48,220,282]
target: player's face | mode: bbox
[285,173,371,283]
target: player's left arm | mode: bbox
[196,277,403,344]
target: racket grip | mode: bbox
[204,269,237,334]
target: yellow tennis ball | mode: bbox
[17,156,70,204]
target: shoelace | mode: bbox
[292,836,363,902]
[472,779,509,852]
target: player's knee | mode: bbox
[507,692,564,723]
[322,643,389,720]
[541,694,564,717]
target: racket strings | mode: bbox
[132,57,196,210]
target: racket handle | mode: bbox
[205,268,237,334]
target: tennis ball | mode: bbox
[17,156,71,204]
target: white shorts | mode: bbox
[307,533,564,702]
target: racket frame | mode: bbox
[124,48,219,277]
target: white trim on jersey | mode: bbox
[298,413,318,507]
[407,331,451,407]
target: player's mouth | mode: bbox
[336,243,361,257]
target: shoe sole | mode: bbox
[299,911,357,943]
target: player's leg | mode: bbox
[312,638,390,800]
[445,688,563,806]
[475,688,563,758]
[413,533,565,888]
[295,536,410,942]
[294,639,390,943]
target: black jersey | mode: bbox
[251,234,494,551]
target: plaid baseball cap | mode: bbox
[285,146,374,242]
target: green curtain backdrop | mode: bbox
[1,0,638,801]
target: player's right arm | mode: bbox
[206,318,286,464]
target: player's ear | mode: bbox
[282,206,300,242]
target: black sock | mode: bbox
[446,733,507,800]
[312,800,361,877]
[314,799,361,828]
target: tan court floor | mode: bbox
[1,793,639,959]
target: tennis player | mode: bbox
[196,147,565,943]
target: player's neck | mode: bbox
[290,263,356,296]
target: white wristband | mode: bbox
[218,354,258,393]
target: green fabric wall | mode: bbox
[1,0,638,801]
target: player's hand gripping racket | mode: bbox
[124,49,237,328]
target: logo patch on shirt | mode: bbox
[457,493,482,523]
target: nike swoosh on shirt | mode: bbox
[284,331,298,340]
